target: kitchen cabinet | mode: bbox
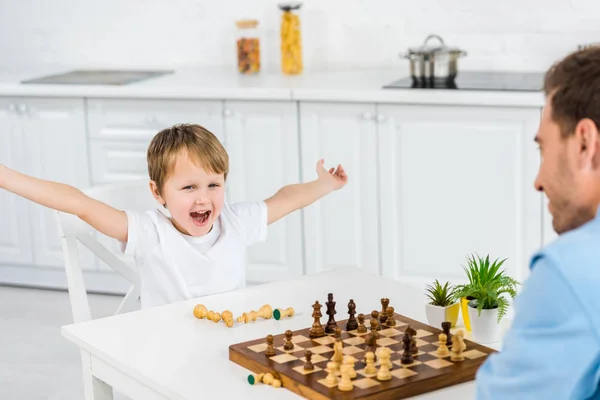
[377,104,543,287]
[299,102,381,277]
[224,100,303,282]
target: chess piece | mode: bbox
[309,301,326,338]
[401,332,414,364]
[344,356,357,379]
[442,321,452,346]
[284,330,294,350]
[304,350,314,371]
[338,364,353,391]
[405,326,418,354]
[334,327,342,340]
[206,310,221,322]
[237,310,259,323]
[365,332,378,361]
[193,304,207,319]
[370,310,382,330]
[247,373,265,385]
[325,362,338,385]
[265,334,276,357]
[380,298,390,323]
[376,349,392,381]
[332,339,344,371]
[379,347,393,369]
[456,330,467,351]
[364,351,377,375]
[258,304,273,319]
[221,310,234,327]
[325,293,338,334]
[451,335,465,361]
[437,333,450,356]
[357,314,367,333]
[385,306,396,326]
[273,307,294,320]
[370,318,380,333]
[263,373,281,388]
[346,299,358,331]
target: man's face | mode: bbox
[534,99,599,234]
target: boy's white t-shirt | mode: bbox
[121,201,268,309]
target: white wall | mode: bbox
[1,0,599,73]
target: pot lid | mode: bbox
[408,34,463,55]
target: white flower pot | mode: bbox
[467,305,501,343]
[425,302,460,329]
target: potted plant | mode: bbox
[453,253,519,343]
[424,279,460,328]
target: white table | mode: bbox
[61,267,504,400]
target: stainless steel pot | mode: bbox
[403,34,467,82]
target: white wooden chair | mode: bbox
[55,179,159,323]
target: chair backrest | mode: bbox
[55,179,161,323]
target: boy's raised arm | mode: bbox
[0,164,129,242]
[264,159,348,225]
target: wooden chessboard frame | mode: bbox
[229,312,497,400]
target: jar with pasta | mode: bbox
[236,19,261,74]
[278,3,303,75]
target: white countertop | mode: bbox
[61,267,505,400]
[0,64,546,107]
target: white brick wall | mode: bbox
[1,0,599,73]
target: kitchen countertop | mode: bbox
[0,64,546,107]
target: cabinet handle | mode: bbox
[223,109,233,118]
[361,112,374,120]
[19,103,28,114]
[7,103,17,112]
[376,113,386,122]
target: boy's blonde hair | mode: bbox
[147,124,229,193]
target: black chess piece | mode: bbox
[284,329,294,350]
[325,293,337,334]
[357,313,367,333]
[400,332,414,364]
[304,350,314,370]
[380,298,390,323]
[346,299,358,331]
[441,321,452,346]
[265,334,276,357]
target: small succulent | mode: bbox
[425,279,457,307]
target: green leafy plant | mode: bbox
[452,253,520,323]
[425,279,457,307]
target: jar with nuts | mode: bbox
[235,19,261,74]
[278,3,303,75]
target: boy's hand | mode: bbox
[316,159,348,191]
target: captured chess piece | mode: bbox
[380,298,390,323]
[441,321,452,346]
[304,350,314,371]
[262,373,282,388]
[325,293,338,334]
[309,301,326,338]
[265,334,276,357]
[193,304,220,322]
[273,306,294,320]
[221,310,234,327]
[258,304,273,319]
[346,299,358,331]
[247,373,265,385]
[237,310,259,324]
[451,334,465,361]
[437,333,450,356]
[284,330,294,350]
[357,313,367,333]
[385,306,396,326]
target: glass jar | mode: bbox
[235,19,261,74]
[278,3,303,75]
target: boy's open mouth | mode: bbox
[190,210,211,225]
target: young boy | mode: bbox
[0,124,348,308]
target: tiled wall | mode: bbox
[1,0,598,73]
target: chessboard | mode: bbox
[229,298,497,400]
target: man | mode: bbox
[475,48,600,399]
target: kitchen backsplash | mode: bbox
[1,0,598,73]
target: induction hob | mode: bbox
[383,71,545,91]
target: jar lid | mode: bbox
[236,19,259,28]
[407,34,463,56]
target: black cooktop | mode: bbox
[383,71,545,91]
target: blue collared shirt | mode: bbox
[475,206,600,399]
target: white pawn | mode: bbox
[381,347,393,369]
[364,351,377,375]
[377,350,392,381]
[343,355,357,379]
[338,364,353,391]
[325,362,338,385]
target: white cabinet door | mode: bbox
[21,98,90,267]
[299,102,380,276]
[378,104,542,288]
[224,101,303,282]
[0,98,33,264]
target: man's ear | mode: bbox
[574,118,600,170]
[149,181,166,206]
